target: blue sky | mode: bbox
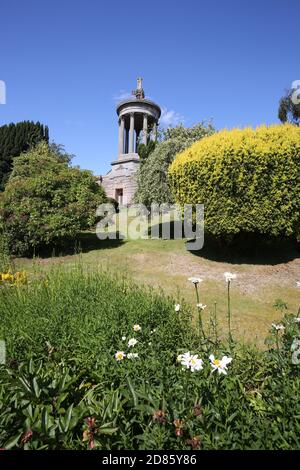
[0,0,299,174]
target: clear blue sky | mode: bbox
[0,0,299,174]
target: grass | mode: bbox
[13,231,300,347]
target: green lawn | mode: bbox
[14,231,300,347]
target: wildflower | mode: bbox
[128,338,138,348]
[189,355,203,372]
[196,303,206,310]
[0,273,13,282]
[150,329,156,334]
[272,323,285,331]
[153,410,167,424]
[179,352,203,372]
[175,304,181,312]
[127,352,139,359]
[21,429,33,444]
[115,351,126,361]
[86,417,96,428]
[294,318,300,323]
[148,342,152,345]
[193,404,202,417]
[13,271,27,285]
[180,351,192,367]
[224,272,237,283]
[173,419,184,437]
[209,354,232,375]
[186,436,201,450]
[121,336,126,341]
[83,417,96,450]
[188,277,203,285]
[133,324,141,332]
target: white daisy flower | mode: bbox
[175,304,181,312]
[272,323,285,331]
[196,303,206,310]
[209,354,232,375]
[224,272,237,283]
[128,338,138,348]
[127,352,139,359]
[294,318,300,323]
[188,354,204,372]
[188,277,203,285]
[180,352,192,367]
[133,324,141,332]
[115,351,126,361]
[178,352,203,372]
[121,336,126,341]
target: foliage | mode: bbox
[0,142,106,255]
[134,123,215,206]
[278,87,300,125]
[0,121,49,190]
[169,124,300,243]
[137,140,156,161]
[0,266,299,450]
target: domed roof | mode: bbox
[116,78,161,118]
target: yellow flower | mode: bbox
[13,271,27,285]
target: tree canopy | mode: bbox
[0,142,106,255]
[0,121,49,190]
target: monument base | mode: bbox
[101,155,140,206]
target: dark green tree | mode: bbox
[0,121,49,189]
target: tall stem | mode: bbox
[213,301,218,345]
[195,284,205,339]
[275,331,279,351]
[227,280,232,344]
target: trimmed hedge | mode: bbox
[169,124,300,240]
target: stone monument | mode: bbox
[101,78,161,205]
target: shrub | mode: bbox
[169,124,300,242]
[0,142,106,255]
[134,123,215,206]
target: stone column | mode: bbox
[136,129,141,152]
[142,114,148,145]
[125,128,129,153]
[129,113,135,154]
[152,121,157,141]
[118,116,124,156]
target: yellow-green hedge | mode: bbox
[168,124,300,239]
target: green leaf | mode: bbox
[4,433,22,450]
[126,377,138,406]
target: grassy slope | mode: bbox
[13,231,300,347]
